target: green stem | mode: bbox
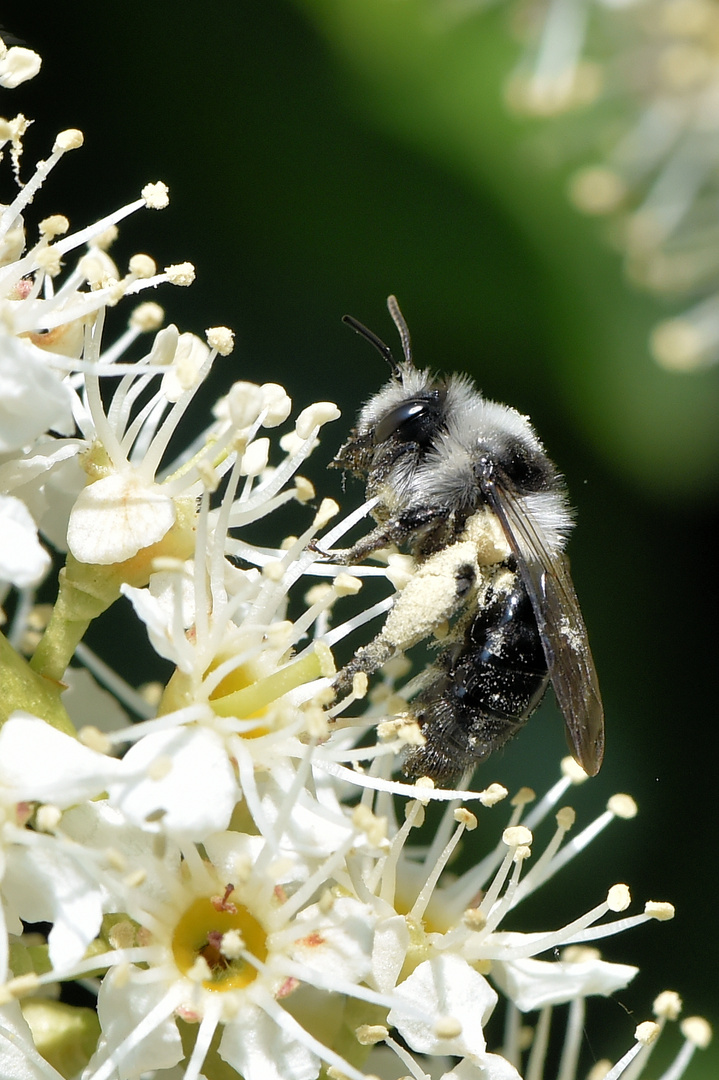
[29,555,124,683]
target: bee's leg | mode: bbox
[324,506,455,565]
[333,540,481,694]
[317,522,403,566]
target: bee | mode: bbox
[331,295,604,785]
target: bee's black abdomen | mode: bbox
[403,580,550,785]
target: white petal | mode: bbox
[441,1054,523,1080]
[35,451,86,552]
[0,440,84,554]
[67,472,175,564]
[122,583,191,669]
[205,775,352,887]
[2,843,103,970]
[389,954,497,1059]
[0,714,122,805]
[255,765,356,862]
[89,969,183,1076]
[108,726,239,840]
[0,336,74,450]
[0,495,50,587]
[204,832,265,877]
[219,1003,319,1080]
[491,954,639,1012]
[60,800,182,909]
[290,897,374,983]
[371,915,410,994]
[148,566,196,628]
[0,1000,65,1080]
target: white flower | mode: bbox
[107,725,240,840]
[308,740,690,1079]
[0,335,74,452]
[0,715,123,974]
[0,713,122,807]
[0,495,50,588]
[0,108,206,664]
[497,0,719,367]
[88,391,342,826]
[31,795,390,1080]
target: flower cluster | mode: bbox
[0,35,712,1080]
[496,0,719,369]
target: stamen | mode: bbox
[139,355,215,480]
[376,796,426,905]
[253,987,369,1080]
[655,1017,711,1080]
[521,758,587,831]
[103,703,214,747]
[509,805,576,907]
[380,1033,430,1080]
[408,810,472,923]
[485,887,633,961]
[0,128,84,238]
[564,902,675,947]
[477,827,533,922]
[526,1005,553,1080]
[312,758,497,803]
[322,595,394,649]
[556,995,585,1080]
[520,794,636,889]
[601,1041,645,1080]
[182,998,222,1080]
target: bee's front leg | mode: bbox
[318,505,454,566]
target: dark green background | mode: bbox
[7,2,718,1075]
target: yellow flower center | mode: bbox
[172,889,268,991]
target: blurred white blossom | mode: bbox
[499,0,719,368]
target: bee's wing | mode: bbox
[481,479,605,776]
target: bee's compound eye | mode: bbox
[375,392,443,447]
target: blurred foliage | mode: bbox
[297,0,719,500]
[5,2,717,1074]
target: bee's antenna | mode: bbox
[342,314,401,376]
[387,294,412,366]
